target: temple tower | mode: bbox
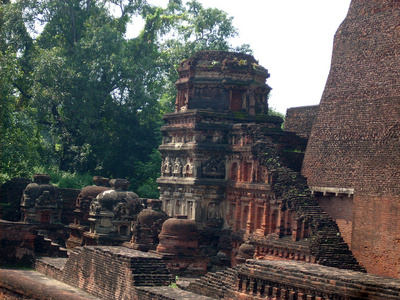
[157,51,272,229]
[302,0,400,277]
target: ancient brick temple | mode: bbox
[295,0,400,278]
[158,50,362,271]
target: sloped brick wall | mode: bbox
[284,105,319,139]
[301,0,400,278]
[302,0,400,195]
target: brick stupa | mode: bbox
[302,0,400,277]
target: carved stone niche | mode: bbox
[74,177,110,226]
[172,157,183,177]
[206,201,223,228]
[126,199,169,251]
[202,155,225,178]
[183,157,194,177]
[67,177,111,249]
[21,174,61,224]
[85,179,143,245]
[162,156,172,176]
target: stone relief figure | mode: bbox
[35,190,52,206]
[90,201,102,215]
[173,157,182,176]
[175,199,181,214]
[202,156,225,178]
[163,156,172,176]
[181,200,187,215]
[113,201,132,220]
[188,201,194,219]
[183,157,194,177]
[207,202,220,220]
[166,200,172,216]
[207,202,223,228]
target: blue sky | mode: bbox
[130,0,352,114]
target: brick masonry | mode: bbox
[302,0,400,194]
[316,195,353,248]
[189,259,400,299]
[351,195,400,278]
[284,105,319,139]
[37,246,173,300]
[300,0,400,277]
[0,221,37,267]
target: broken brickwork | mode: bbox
[300,0,400,277]
[0,177,31,221]
[36,246,172,300]
[157,50,362,272]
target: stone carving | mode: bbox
[202,156,225,178]
[207,202,220,220]
[162,156,172,176]
[173,157,182,177]
[129,199,169,251]
[21,174,61,224]
[188,201,194,219]
[183,157,194,177]
[86,179,142,243]
[207,202,223,228]
[89,201,102,215]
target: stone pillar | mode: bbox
[235,199,241,231]
[246,200,253,233]
[261,201,269,235]
[276,203,285,237]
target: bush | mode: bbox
[33,165,93,189]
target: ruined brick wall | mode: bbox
[0,221,37,267]
[190,259,400,300]
[59,188,80,224]
[284,105,319,139]
[316,195,353,248]
[0,178,31,221]
[61,246,172,300]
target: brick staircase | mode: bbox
[34,234,68,258]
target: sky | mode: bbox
[130,0,352,114]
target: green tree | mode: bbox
[0,0,40,181]
[0,0,251,197]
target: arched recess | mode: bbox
[230,162,238,180]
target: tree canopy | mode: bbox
[0,0,251,195]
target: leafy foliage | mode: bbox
[0,0,251,196]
